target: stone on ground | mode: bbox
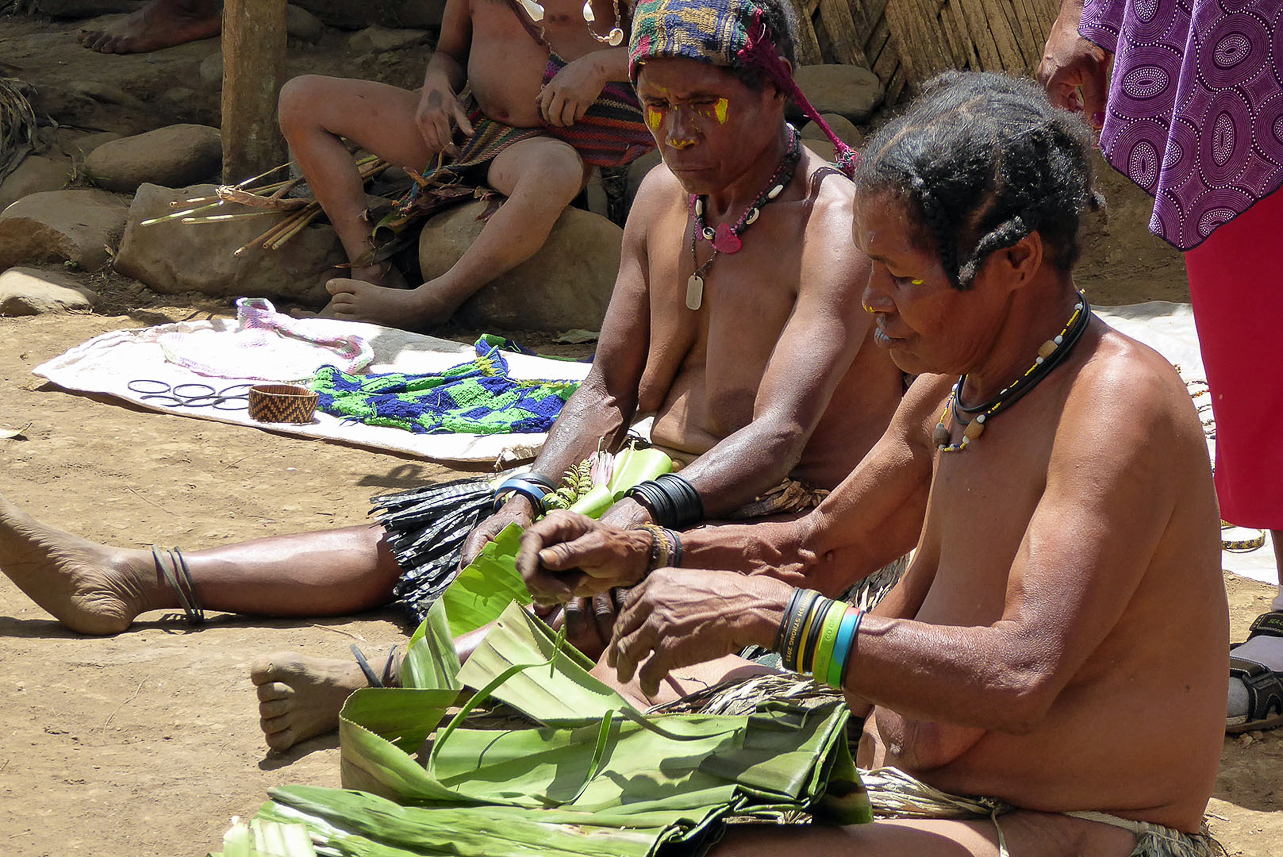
[349,26,431,54]
[0,267,97,316]
[0,189,129,271]
[793,65,884,124]
[0,154,72,214]
[801,113,864,149]
[286,5,325,42]
[113,183,344,305]
[419,199,622,332]
[85,125,222,193]
[57,130,123,162]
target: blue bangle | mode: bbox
[493,476,549,515]
[833,608,864,687]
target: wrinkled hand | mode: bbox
[517,510,652,605]
[1036,5,1112,126]
[537,56,607,127]
[460,495,536,569]
[416,85,475,155]
[608,569,790,697]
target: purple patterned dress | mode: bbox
[1080,0,1283,250]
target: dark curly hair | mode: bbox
[853,71,1104,290]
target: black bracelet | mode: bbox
[781,590,820,672]
[667,528,682,567]
[774,587,803,652]
[625,473,704,529]
[493,476,550,515]
[656,473,703,527]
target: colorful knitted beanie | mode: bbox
[628,0,857,175]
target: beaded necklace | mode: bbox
[685,127,801,311]
[933,292,1092,453]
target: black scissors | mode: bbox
[127,380,252,411]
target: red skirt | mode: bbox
[1184,188,1283,528]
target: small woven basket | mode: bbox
[248,384,318,424]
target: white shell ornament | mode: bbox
[582,0,595,22]
[520,0,545,20]
[607,27,624,46]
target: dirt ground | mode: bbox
[0,9,1279,857]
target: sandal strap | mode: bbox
[350,644,401,689]
[1248,611,1283,640]
[150,546,204,625]
[350,644,383,688]
[1229,655,1283,723]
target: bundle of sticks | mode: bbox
[0,77,37,185]
[139,156,387,255]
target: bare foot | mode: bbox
[250,653,371,751]
[317,277,460,329]
[77,0,220,55]
[0,494,157,634]
[288,265,409,321]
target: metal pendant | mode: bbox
[686,274,704,310]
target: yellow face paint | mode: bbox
[645,105,665,131]
[713,97,729,125]
[911,278,924,285]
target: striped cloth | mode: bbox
[541,54,655,167]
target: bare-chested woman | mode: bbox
[520,71,1227,856]
[0,0,903,753]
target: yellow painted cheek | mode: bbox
[714,97,729,125]
[645,106,665,131]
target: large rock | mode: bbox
[0,267,97,316]
[114,183,344,305]
[792,65,884,124]
[801,113,864,149]
[420,200,622,332]
[85,124,222,193]
[349,25,431,53]
[286,5,325,42]
[0,189,129,271]
[0,154,72,213]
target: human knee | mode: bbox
[525,148,588,204]
[278,75,333,139]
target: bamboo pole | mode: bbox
[221,0,288,184]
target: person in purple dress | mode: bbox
[1040,0,1283,733]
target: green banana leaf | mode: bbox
[248,601,870,857]
[438,523,531,638]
